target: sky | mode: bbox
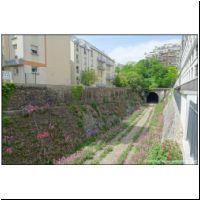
[77,35,182,64]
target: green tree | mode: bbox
[161,66,177,87]
[80,69,97,86]
[113,58,177,91]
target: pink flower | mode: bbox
[24,104,35,114]
[49,123,54,129]
[36,132,49,139]
[5,147,12,153]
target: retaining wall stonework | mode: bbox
[2,85,142,164]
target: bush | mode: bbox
[70,85,83,101]
[2,114,12,128]
[145,140,182,164]
[2,81,15,109]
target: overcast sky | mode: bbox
[77,35,182,64]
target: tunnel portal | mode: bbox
[147,92,159,103]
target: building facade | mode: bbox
[145,43,181,67]
[70,36,115,87]
[2,35,71,85]
[173,35,198,164]
[2,35,115,87]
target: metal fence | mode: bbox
[25,73,39,84]
[186,101,198,163]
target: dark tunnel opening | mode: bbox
[147,92,159,103]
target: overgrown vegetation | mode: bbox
[2,81,15,109]
[70,85,83,101]
[132,99,183,164]
[80,69,97,86]
[113,58,177,94]
[90,146,113,164]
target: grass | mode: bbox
[116,115,151,164]
[117,143,133,164]
[114,107,146,143]
[72,150,95,164]
[133,98,183,165]
[90,146,113,164]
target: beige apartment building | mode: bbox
[145,43,181,67]
[2,35,115,87]
[70,36,115,87]
[2,35,71,85]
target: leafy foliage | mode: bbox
[113,58,177,91]
[80,69,97,86]
[2,81,15,109]
[145,140,182,164]
[70,85,83,101]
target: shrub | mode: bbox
[2,114,12,128]
[70,85,83,101]
[2,81,15,109]
[91,101,98,112]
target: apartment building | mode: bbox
[2,35,115,87]
[173,35,198,164]
[70,36,115,87]
[145,43,181,67]
[2,35,71,85]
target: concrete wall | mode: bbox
[46,35,71,85]
[173,89,198,164]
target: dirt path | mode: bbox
[98,105,154,164]
[55,105,155,165]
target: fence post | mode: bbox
[25,73,27,84]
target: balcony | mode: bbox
[3,59,24,67]
[106,60,114,66]
[97,56,106,63]
[106,74,114,80]
[97,65,106,71]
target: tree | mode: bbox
[113,58,178,91]
[80,69,97,86]
[161,66,177,87]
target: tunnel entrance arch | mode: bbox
[147,92,159,103]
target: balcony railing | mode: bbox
[3,59,24,66]
[106,74,114,80]
[97,56,106,63]
[106,60,114,66]
[97,65,106,71]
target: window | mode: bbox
[84,57,87,65]
[84,47,86,54]
[13,44,17,49]
[91,59,93,67]
[191,68,193,79]
[76,76,80,84]
[91,50,93,57]
[76,54,79,63]
[15,68,19,75]
[76,66,79,73]
[32,67,37,73]
[76,44,79,52]
[195,65,198,77]
[31,45,38,55]
[188,70,190,80]
[15,55,18,59]
[195,45,198,57]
